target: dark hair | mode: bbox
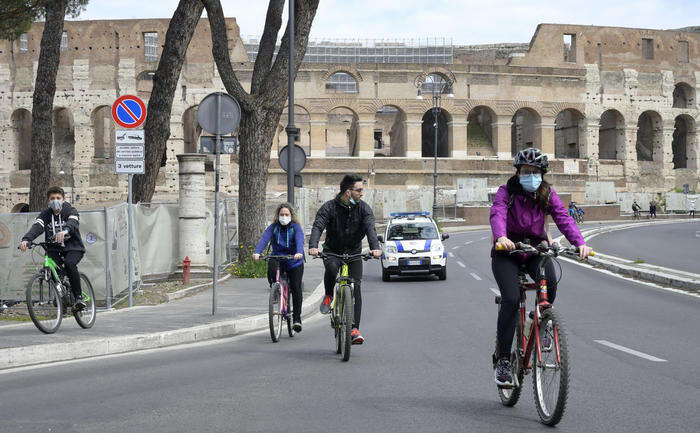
[46,186,65,198]
[273,202,300,226]
[340,174,363,194]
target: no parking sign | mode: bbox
[112,95,147,129]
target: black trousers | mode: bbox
[48,249,84,299]
[492,252,558,359]
[323,257,363,329]
[267,259,303,322]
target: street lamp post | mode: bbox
[414,71,455,219]
[58,166,74,203]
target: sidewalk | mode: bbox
[0,261,326,369]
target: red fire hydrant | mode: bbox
[183,256,191,285]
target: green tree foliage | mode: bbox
[0,0,88,41]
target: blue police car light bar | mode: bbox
[390,211,431,217]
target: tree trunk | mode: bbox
[132,0,204,203]
[204,0,319,262]
[28,0,67,211]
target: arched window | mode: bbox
[325,72,358,94]
[422,73,451,95]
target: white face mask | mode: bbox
[279,216,291,226]
[49,199,63,212]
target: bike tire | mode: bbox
[268,283,282,343]
[73,273,96,329]
[286,291,293,338]
[25,274,63,334]
[533,308,570,426]
[497,314,524,406]
[340,285,353,362]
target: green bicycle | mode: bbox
[316,252,374,362]
[25,241,96,334]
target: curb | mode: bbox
[557,220,699,292]
[0,280,326,370]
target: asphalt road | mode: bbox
[587,220,700,273]
[1,229,698,432]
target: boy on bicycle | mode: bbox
[308,174,382,345]
[18,187,87,310]
[490,149,591,386]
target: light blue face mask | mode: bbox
[519,174,542,192]
[349,198,357,205]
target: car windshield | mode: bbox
[388,222,438,240]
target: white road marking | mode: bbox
[448,252,454,258]
[451,246,460,250]
[464,240,473,245]
[478,236,488,241]
[489,287,500,295]
[594,340,667,362]
[470,272,482,281]
[457,261,466,268]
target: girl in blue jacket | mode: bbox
[254,203,305,332]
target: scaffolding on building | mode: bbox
[243,36,453,64]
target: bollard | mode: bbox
[183,256,191,285]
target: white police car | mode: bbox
[378,212,449,281]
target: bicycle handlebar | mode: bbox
[495,241,594,257]
[313,252,377,262]
[258,254,297,260]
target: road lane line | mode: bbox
[489,287,500,295]
[464,240,473,245]
[448,252,454,258]
[457,261,466,268]
[470,272,482,281]
[594,340,667,362]
[478,236,488,241]
[451,246,460,250]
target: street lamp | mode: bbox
[414,71,456,219]
[58,165,74,203]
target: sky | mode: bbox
[79,0,699,45]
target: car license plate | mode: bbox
[408,260,421,266]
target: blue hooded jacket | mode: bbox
[254,222,304,270]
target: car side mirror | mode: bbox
[441,233,449,241]
[377,235,384,243]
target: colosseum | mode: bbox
[0,18,698,212]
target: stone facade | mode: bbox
[0,20,698,212]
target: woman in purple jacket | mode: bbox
[254,203,305,332]
[490,148,592,386]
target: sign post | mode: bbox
[197,92,241,315]
[112,95,147,308]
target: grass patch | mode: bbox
[111,279,208,309]
[633,259,645,264]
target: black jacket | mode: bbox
[309,194,380,254]
[22,202,86,253]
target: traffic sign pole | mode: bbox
[128,173,134,307]
[286,0,296,206]
[212,93,221,316]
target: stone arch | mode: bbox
[279,105,311,155]
[636,110,662,161]
[136,70,156,99]
[11,108,32,170]
[374,105,406,157]
[511,107,541,156]
[672,114,696,169]
[322,66,362,83]
[554,108,584,159]
[325,71,359,94]
[422,108,452,157]
[51,107,75,175]
[325,106,359,156]
[11,203,29,213]
[598,109,625,160]
[466,105,496,156]
[91,105,114,159]
[182,106,201,154]
[419,72,453,95]
[673,82,695,109]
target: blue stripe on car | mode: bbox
[425,239,432,250]
[396,241,404,252]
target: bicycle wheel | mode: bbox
[533,308,569,426]
[497,315,524,406]
[286,291,293,338]
[340,285,353,362]
[25,274,63,334]
[268,283,282,342]
[73,274,96,329]
[333,288,342,354]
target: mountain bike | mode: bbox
[575,209,584,224]
[492,241,593,426]
[263,255,296,342]
[316,252,375,362]
[25,241,96,334]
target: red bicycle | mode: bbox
[263,255,296,343]
[492,241,593,426]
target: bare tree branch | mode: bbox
[250,0,283,95]
[201,0,252,110]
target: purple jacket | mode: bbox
[490,177,585,248]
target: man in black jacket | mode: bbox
[309,174,381,345]
[18,186,87,309]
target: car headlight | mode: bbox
[386,245,397,254]
[430,242,442,252]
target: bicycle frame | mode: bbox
[331,263,352,314]
[275,268,291,319]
